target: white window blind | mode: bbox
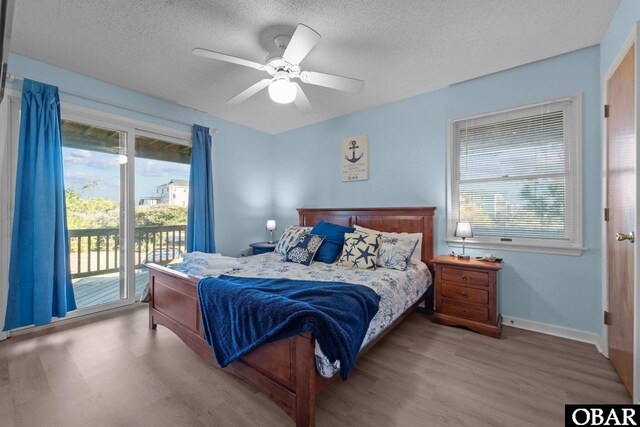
[448,95,583,255]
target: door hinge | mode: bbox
[604,310,611,325]
[604,104,609,118]
[604,207,609,222]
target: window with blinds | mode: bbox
[448,95,583,255]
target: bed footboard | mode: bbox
[147,263,318,426]
[147,265,212,360]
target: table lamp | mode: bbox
[455,221,473,260]
[266,219,277,243]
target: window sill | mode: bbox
[446,239,586,256]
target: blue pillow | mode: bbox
[310,220,356,263]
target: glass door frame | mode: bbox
[0,92,21,337]
[61,105,193,308]
[3,92,192,325]
[60,109,136,309]
[133,129,192,299]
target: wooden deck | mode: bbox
[72,269,149,308]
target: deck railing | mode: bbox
[68,225,187,278]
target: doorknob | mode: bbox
[616,231,635,243]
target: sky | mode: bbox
[62,147,190,202]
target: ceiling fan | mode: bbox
[192,24,365,114]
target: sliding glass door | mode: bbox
[8,97,192,316]
[61,119,128,309]
[134,133,191,292]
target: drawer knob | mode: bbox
[462,308,467,313]
[461,291,467,297]
[461,275,467,280]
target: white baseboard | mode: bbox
[503,315,605,355]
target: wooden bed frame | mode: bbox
[147,207,436,426]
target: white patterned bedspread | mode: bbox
[216,252,432,378]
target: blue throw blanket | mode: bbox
[197,275,381,379]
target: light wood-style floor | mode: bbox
[0,305,630,427]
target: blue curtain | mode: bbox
[187,125,216,253]
[4,80,76,331]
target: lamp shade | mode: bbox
[268,79,296,104]
[266,219,277,231]
[454,221,473,238]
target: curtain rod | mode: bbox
[7,74,218,134]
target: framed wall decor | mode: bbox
[341,134,368,182]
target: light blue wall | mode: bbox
[274,46,602,333]
[274,88,448,225]
[7,54,275,256]
[447,47,602,334]
[600,0,640,77]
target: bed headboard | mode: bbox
[297,207,436,271]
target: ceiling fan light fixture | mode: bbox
[268,76,296,104]
[194,23,364,112]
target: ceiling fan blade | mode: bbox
[293,83,313,114]
[282,24,321,65]
[300,71,364,94]
[227,79,271,105]
[192,48,265,70]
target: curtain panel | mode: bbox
[4,79,76,331]
[187,124,215,253]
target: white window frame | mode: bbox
[0,90,21,338]
[446,94,585,256]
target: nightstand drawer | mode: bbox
[441,300,488,323]
[441,267,489,286]
[250,242,277,255]
[441,282,489,304]
[252,246,273,255]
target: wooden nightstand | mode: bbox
[431,255,503,338]
[249,241,277,255]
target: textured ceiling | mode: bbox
[12,0,618,134]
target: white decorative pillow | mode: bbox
[378,235,419,271]
[274,226,311,255]
[411,239,423,264]
[354,225,420,270]
[337,232,380,270]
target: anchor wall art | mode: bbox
[341,134,369,182]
